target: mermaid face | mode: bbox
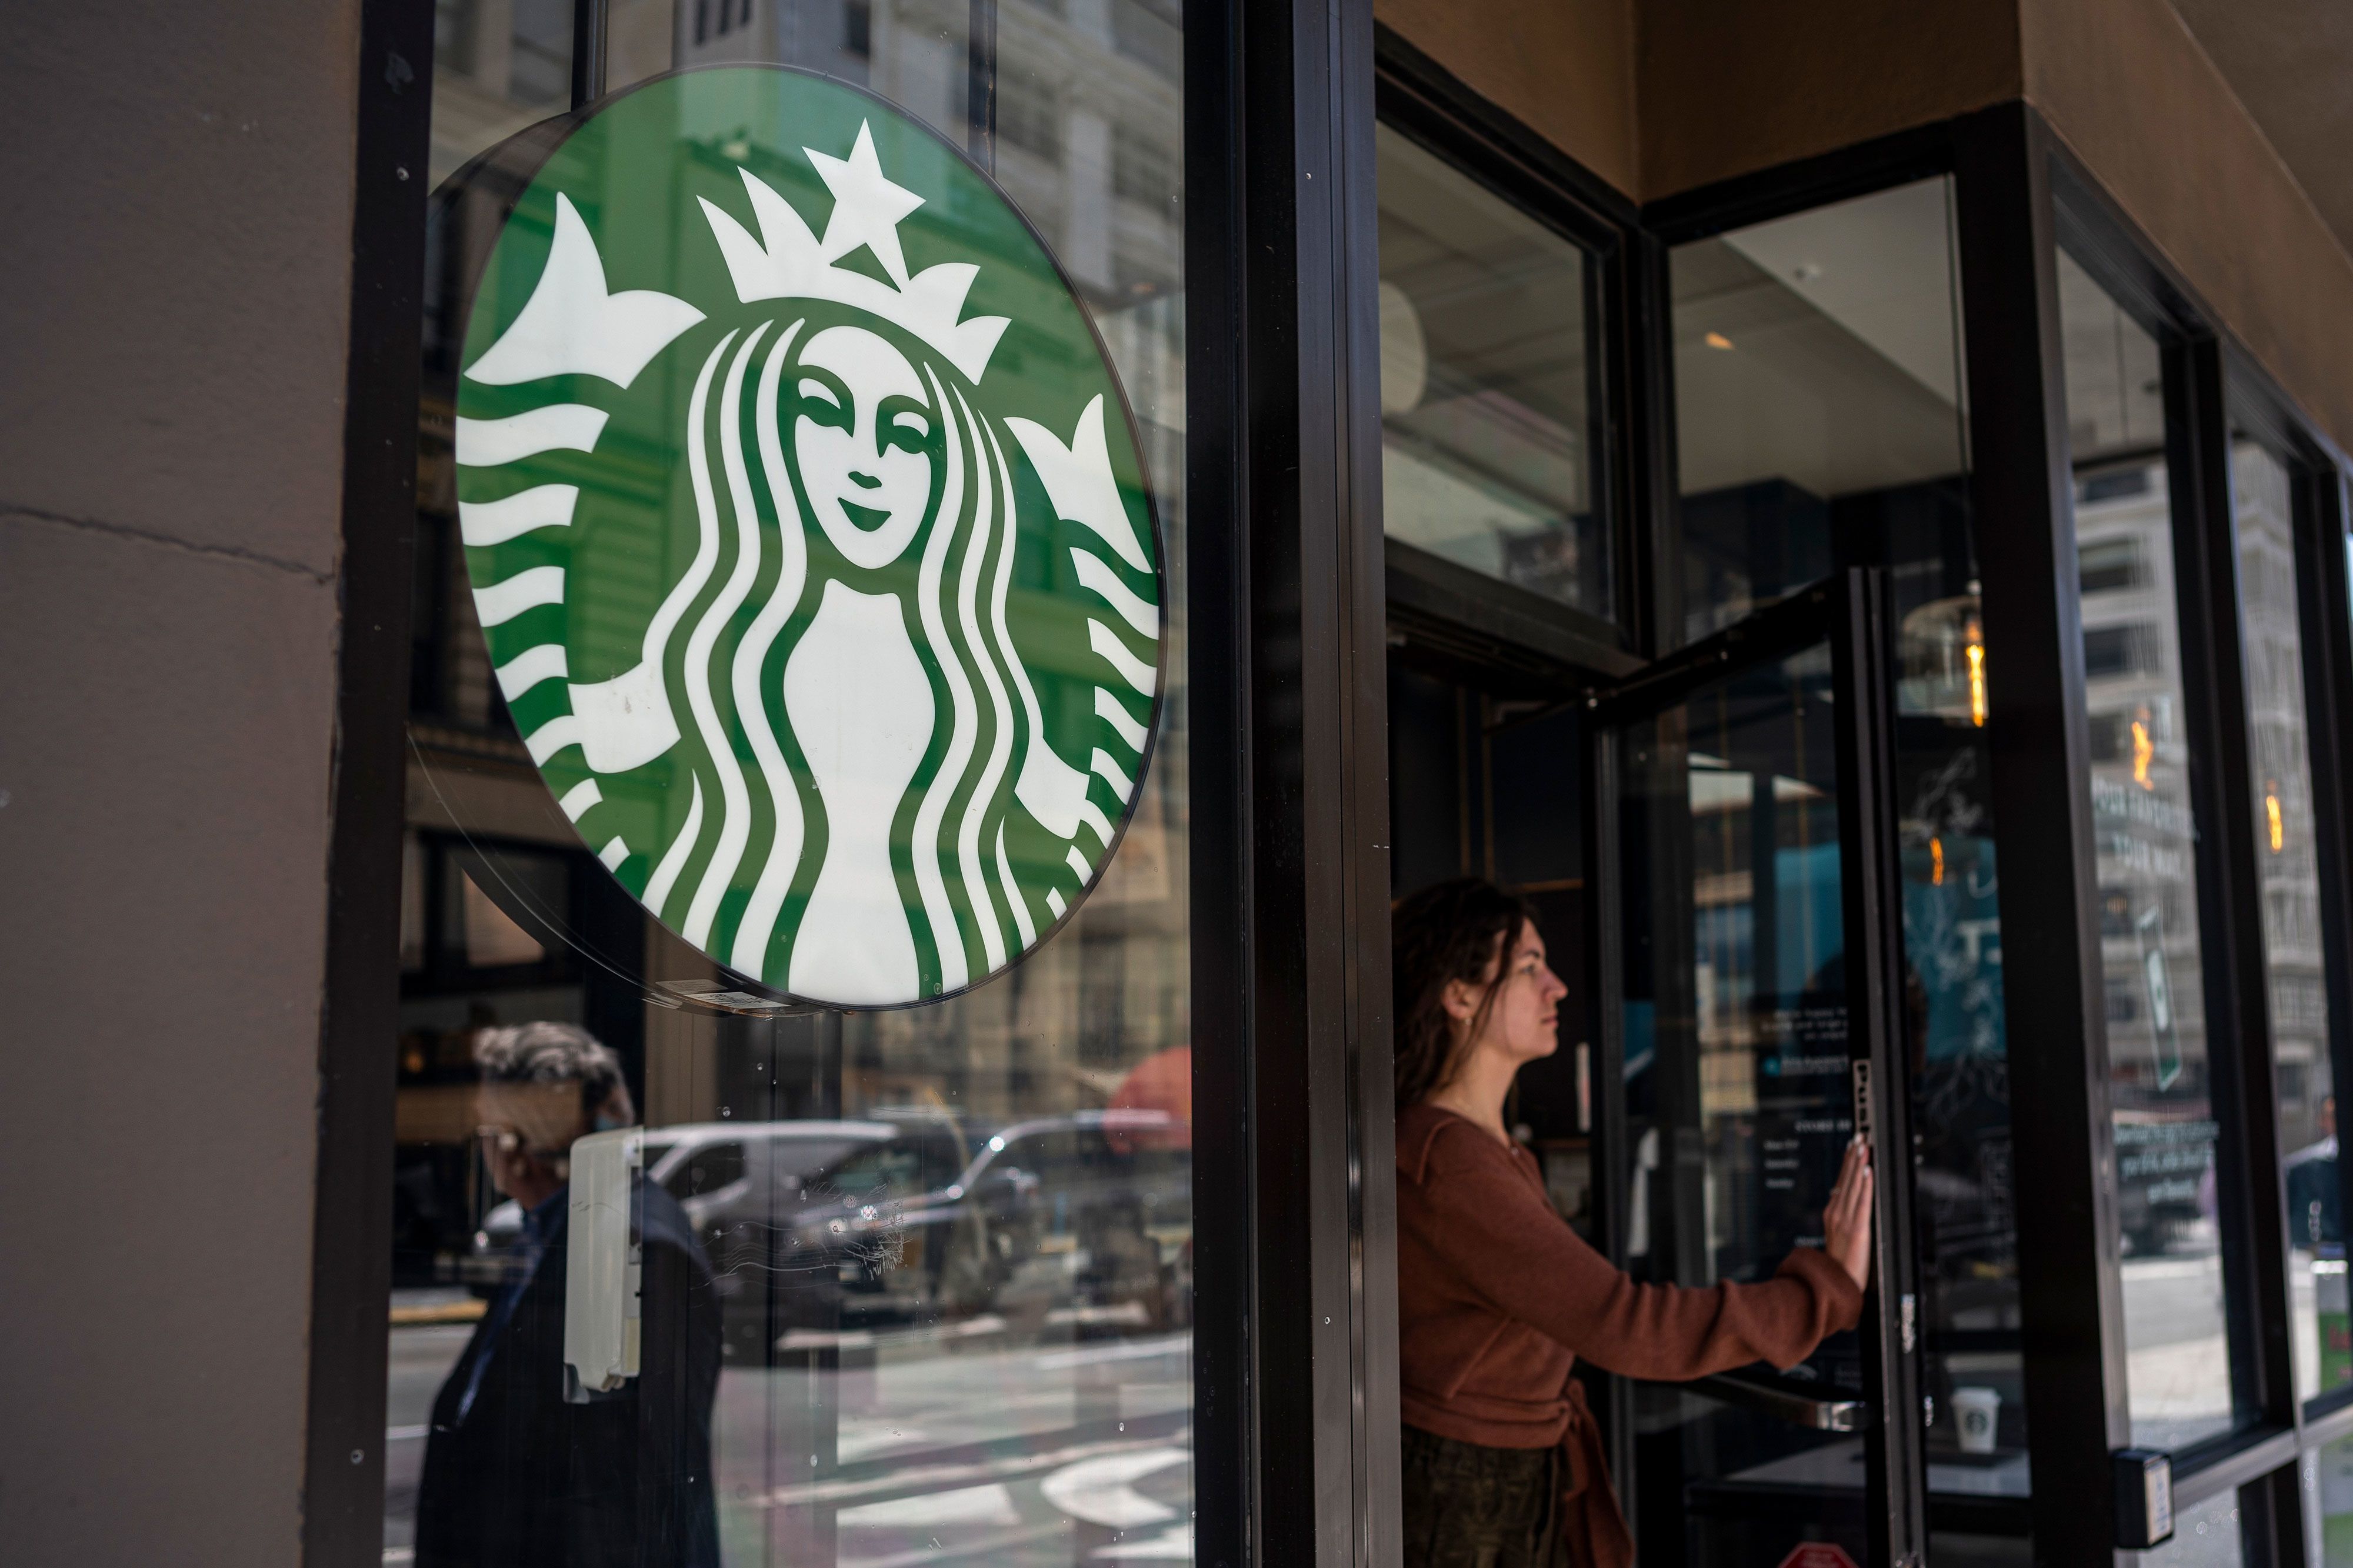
[792,324,936,570]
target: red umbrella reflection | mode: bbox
[1105,1045,1191,1152]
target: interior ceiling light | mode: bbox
[1704,331,1734,351]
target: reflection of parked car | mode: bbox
[811,1109,1194,1334]
[466,1110,1194,1350]
[464,1120,912,1294]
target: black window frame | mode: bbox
[1639,116,1986,1561]
[310,8,2353,1566]
[309,3,1403,1567]
[1371,25,1640,675]
[1956,107,2353,1562]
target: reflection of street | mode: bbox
[382,1293,1192,1566]
[2120,1249,2231,1449]
[382,1305,478,1563]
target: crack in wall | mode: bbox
[2,501,336,585]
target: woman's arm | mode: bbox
[1403,1126,1867,1380]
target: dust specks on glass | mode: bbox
[2137,1486,2246,1568]
[394,4,1195,1562]
[2313,1436,2353,1563]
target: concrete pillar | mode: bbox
[0,2,367,1562]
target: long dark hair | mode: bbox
[1392,878,1535,1108]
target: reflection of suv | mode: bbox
[806,1109,1194,1333]
[466,1111,1194,1345]
[464,1120,916,1293]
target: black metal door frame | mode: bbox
[1584,570,1927,1568]
[1188,0,1399,1563]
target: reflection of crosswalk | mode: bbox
[836,1446,1187,1533]
[840,1482,1022,1529]
[828,1441,1192,1567]
[1041,1446,1188,1527]
[712,1326,1194,1564]
[1090,1527,1192,1559]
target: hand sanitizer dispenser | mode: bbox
[564,1127,643,1401]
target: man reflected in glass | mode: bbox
[2288,1095,2341,1248]
[415,1023,720,1568]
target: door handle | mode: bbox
[1680,1366,1872,1432]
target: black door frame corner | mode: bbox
[1188,0,1401,1563]
[303,0,437,1560]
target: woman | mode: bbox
[1394,878,1874,1568]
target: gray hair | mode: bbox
[473,1020,636,1127]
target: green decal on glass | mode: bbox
[449,67,1164,1007]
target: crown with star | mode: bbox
[699,122,1011,384]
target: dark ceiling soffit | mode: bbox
[1372,21,1640,232]
[2047,115,2351,472]
[1385,538,1642,683]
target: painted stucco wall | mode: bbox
[0,3,360,1562]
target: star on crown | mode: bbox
[699,122,1011,383]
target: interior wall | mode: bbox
[2024,0,2353,455]
[0,3,360,1564]
[1376,0,1640,196]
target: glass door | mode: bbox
[1594,571,1925,1568]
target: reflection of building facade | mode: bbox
[2235,441,2331,1157]
[2072,459,2222,1253]
[401,0,1192,1285]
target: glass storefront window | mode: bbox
[2230,431,2341,1403]
[2315,1436,2353,1563]
[1670,178,1969,643]
[392,6,1194,1564]
[2140,1487,2248,1568]
[1669,178,2022,1514]
[2058,249,2242,1450]
[429,0,576,186]
[1376,125,1609,620]
[1616,639,1877,1563]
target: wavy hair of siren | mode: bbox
[636,304,1051,992]
[1391,878,1536,1109]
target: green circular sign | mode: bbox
[450,67,1165,1007]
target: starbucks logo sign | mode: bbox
[448,68,1164,1007]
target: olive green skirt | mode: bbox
[1399,1424,1568,1568]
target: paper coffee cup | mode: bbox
[1951,1386,2001,1454]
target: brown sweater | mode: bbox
[1395,1103,1863,1566]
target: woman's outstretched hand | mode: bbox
[1822,1136,1875,1292]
